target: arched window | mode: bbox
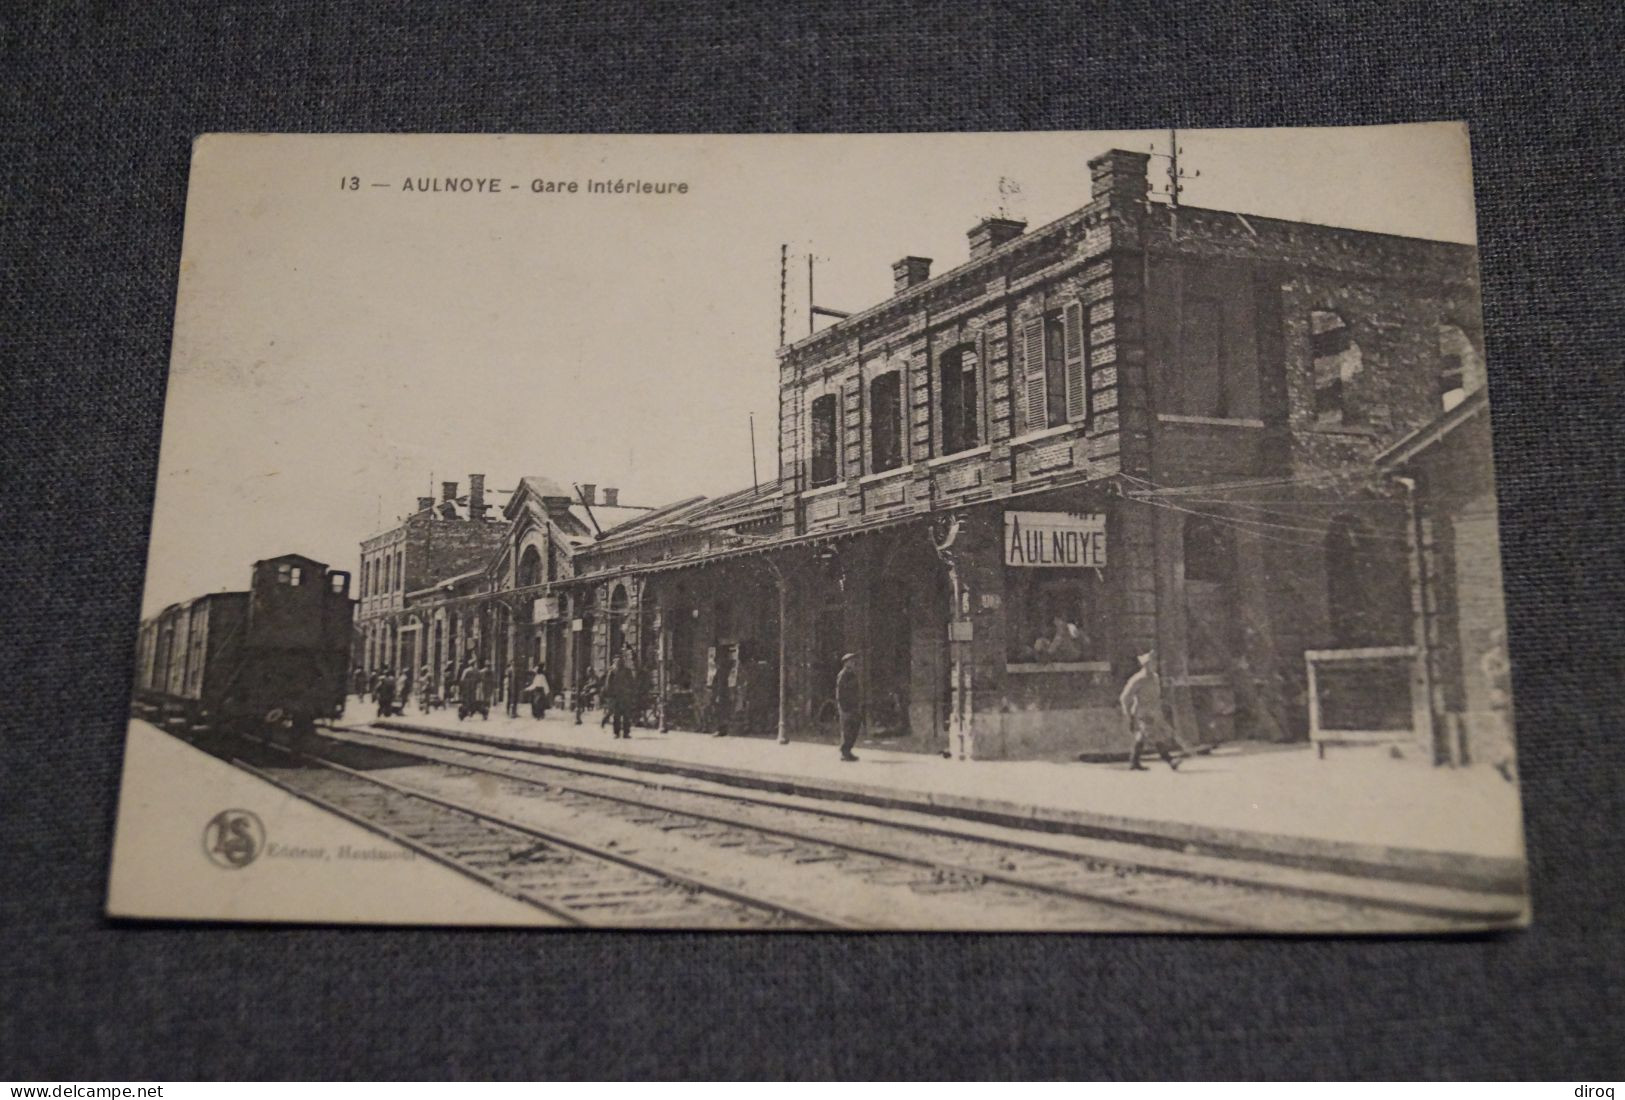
[939,345,979,455]
[1437,322,1484,411]
[1310,311,1362,425]
[869,371,903,473]
[518,545,544,590]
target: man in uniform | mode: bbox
[835,651,861,762]
[1118,647,1182,771]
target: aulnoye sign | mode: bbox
[1004,511,1106,568]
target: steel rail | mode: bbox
[335,721,1521,927]
[243,735,845,929]
[323,725,1266,930]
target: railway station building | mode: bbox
[354,475,507,690]
[554,149,1488,761]
[488,477,650,700]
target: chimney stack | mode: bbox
[967,217,1027,261]
[1088,149,1151,204]
[891,256,932,293]
[441,480,458,503]
[417,496,434,514]
[468,473,486,521]
[579,483,597,506]
[602,487,619,507]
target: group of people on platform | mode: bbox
[351,640,1184,771]
[354,660,555,723]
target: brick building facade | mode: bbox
[549,147,1489,761]
[1379,388,1511,768]
[354,474,507,688]
[362,148,1495,764]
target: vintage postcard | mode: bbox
[109,126,1527,931]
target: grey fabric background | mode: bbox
[3,0,1622,1081]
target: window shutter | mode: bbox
[1022,317,1047,432]
[1064,299,1088,422]
[972,329,987,446]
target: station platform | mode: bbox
[363,699,1527,892]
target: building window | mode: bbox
[1005,570,1106,664]
[1310,310,1361,425]
[519,545,543,590]
[1182,518,1235,675]
[1183,518,1231,584]
[939,345,980,455]
[395,549,404,591]
[1438,322,1483,411]
[1179,295,1225,417]
[1020,304,1087,433]
[1044,311,1067,428]
[1325,514,1408,648]
[869,371,903,473]
[360,560,369,598]
[809,393,838,487]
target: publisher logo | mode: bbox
[203,809,265,869]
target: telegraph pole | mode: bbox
[1150,127,1199,240]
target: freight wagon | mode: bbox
[132,553,354,736]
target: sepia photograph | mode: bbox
[108,125,1527,932]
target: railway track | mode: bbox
[216,722,1519,932]
[232,734,835,929]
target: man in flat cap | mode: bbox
[835,651,862,762]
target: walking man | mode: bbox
[835,651,861,762]
[604,653,636,739]
[1118,647,1182,771]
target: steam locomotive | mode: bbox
[132,553,354,735]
